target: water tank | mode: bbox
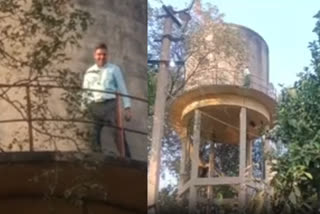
[170,24,276,145]
[184,24,273,98]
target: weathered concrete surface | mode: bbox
[0,0,147,162]
[185,24,271,98]
[68,0,148,162]
[236,24,269,91]
[73,0,147,162]
[0,152,147,214]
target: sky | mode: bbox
[151,0,320,91]
[150,0,320,189]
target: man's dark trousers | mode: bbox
[88,99,131,158]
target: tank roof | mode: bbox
[227,23,269,53]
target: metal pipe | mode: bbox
[25,86,34,151]
[116,92,125,158]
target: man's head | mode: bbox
[94,43,108,67]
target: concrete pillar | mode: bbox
[246,140,252,179]
[209,141,215,177]
[206,141,214,213]
[239,107,247,209]
[179,129,188,186]
[189,109,201,213]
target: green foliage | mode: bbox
[269,9,320,214]
[158,185,188,214]
[0,0,92,72]
[148,68,157,115]
[0,0,93,150]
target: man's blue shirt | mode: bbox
[82,63,131,108]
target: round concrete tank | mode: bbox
[184,24,273,98]
[235,24,269,93]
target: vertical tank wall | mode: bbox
[71,0,148,161]
[0,0,147,162]
[235,25,269,92]
[185,24,270,97]
[0,1,147,213]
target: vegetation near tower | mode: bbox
[0,0,93,150]
[267,9,320,214]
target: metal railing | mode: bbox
[0,84,148,159]
[185,68,277,100]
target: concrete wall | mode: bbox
[0,153,147,213]
[236,25,269,92]
[184,24,270,97]
[0,0,147,161]
[71,0,147,161]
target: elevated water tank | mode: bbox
[185,24,273,98]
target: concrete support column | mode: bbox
[206,141,215,214]
[177,129,187,205]
[239,107,247,209]
[189,109,201,213]
[209,141,215,178]
[246,140,253,179]
[179,129,188,186]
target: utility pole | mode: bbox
[147,5,180,214]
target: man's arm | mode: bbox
[114,66,132,121]
[114,66,131,109]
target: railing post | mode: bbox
[26,85,34,151]
[116,92,125,158]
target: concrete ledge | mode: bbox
[0,151,147,213]
[170,85,277,137]
[0,151,147,170]
[194,177,241,186]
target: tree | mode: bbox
[267,9,320,214]
[0,0,93,151]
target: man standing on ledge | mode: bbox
[81,43,132,157]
